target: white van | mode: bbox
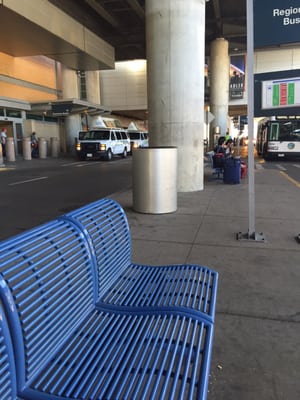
[128,130,149,153]
[76,128,131,161]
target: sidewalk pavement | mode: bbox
[111,165,300,400]
[2,155,299,399]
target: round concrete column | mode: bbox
[209,38,230,146]
[23,137,32,160]
[146,0,206,192]
[6,137,16,162]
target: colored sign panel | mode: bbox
[261,77,300,110]
[254,0,300,48]
[229,55,246,100]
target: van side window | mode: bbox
[121,131,128,140]
[111,132,116,141]
[115,131,122,140]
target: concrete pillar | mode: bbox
[61,66,80,152]
[86,71,101,104]
[6,137,15,162]
[209,38,230,146]
[146,0,206,192]
[23,137,32,160]
[65,114,81,153]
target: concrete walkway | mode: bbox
[1,154,299,399]
[111,165,300,400]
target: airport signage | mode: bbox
[254,0,300,48]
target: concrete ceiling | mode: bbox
[0,0,247,119]
[48,0,247,61]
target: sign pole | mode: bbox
[237,0,265,242]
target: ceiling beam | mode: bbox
[84,0,121,29]
[212,0,223,35]
[126,0,145,19]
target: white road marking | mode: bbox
[9,176,48,186]
[255,163,264,170]
[275,164,287,171]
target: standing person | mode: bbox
[0,128,7,156]
[31,132,39,158]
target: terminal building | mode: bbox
[0,0,299,191]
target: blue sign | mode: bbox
[254,0,300,48]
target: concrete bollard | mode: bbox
[23,137,32,160]
[50,137,59,158]
[0,141,3,165]
[38,138,47,159]
[6,137,16,162]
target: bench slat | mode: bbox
[0,302,17,400]
[0,199,217,400]
[64,198,218,321]
[26,310,213,400]
[102,264,218,321]
[0,219,96,385]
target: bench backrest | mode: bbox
[0,219,96,390]
[0,301,17,400]
[63,198,131,298]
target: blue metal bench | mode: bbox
[63,198,218,323]
[0,301,17,400]
[0,200,218,400]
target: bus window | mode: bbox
[269,124,279,140]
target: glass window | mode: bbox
[121,131,128,140]
[115,131,122,140]
[269,124,279,140]
[83,130,109,140]
[129,132,140,140]
[78,70,87,101]
[6,109,21,118]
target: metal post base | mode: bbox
[295,234,300,244]
[236,231,266,242]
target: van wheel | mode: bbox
[122,148,127,158]
[107,149,113,161]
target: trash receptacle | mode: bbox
[133,147,177,214]
[223,157,241,184]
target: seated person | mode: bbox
[213,136,227,168]
[214,136,226,154]
[225,138,234,158]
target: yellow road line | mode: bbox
[279,171,300,188]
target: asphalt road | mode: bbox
[0,156,132,240]
[1,153,299,241]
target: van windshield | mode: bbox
[82,130,110,140]
[128,132,140,139]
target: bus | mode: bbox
[256,117,300,160]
